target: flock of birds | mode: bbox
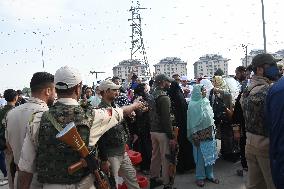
[0,0,283,69]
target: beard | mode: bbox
[47,96,55,107]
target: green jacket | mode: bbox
[152,87,174,139]
[0,105,14,150]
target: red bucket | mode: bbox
[127,150,142,165]
[118,175,148,189]
[137,175,148,188]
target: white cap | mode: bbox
[54,66,82,89]
[98,80,121,91]
[181,75,188,81]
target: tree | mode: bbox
[214,68,224,76]
[22,87,31,97]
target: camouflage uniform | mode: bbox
[36,102,92,184]
[0,105,14,188]
[241,75,275,189]
[18,98,124,189]
[97,100,139,189]
[6,97,49,189]
[0,105,14,150]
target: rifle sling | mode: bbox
[45,112,64,132]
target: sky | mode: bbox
[0,0,283,92]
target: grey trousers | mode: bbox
[150,132,170,185]
[246,145,275,189]
[108,152,139,189]
[4,151,13,189]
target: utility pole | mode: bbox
[90,71,105,89]
[128,0,150,77]
[41,39,44,69]
[242,44,248,67]
[261,0,267,53]
[246,46,248,67]
[90,71,105,80]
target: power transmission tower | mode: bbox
[128,0,151,77]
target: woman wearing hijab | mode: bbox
[209,76,238,162]
[168,81,195,173]
[187,84,219,187]
[132,83,153,174]
[199,79,214,99]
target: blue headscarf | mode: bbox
[187,84,215,140]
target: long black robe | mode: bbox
[168,81,195,173]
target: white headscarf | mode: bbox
[200,79,214,99]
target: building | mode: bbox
[241,49,264,67]
[153,57,187,77]
[193,54,229,78]
[241,49,284,67]
[112,59,149,80]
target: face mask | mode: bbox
[264,65,279,81]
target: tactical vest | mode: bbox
[98,101,128,148]
[242,85,270,137]
[153,88,171,122]
[36,102,92,184]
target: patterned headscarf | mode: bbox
[213,76,228,90]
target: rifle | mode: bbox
[55,121,111,189]
[165,126,179,188]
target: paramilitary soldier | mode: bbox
[18,66,143,189]
[242,54,278,189]
[97,80,140,189]
[150,74,177,189]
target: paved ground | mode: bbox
[0,159,246,189]
[0,140,247,189]
[162,159,247,189]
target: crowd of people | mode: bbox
[0,53,283,189]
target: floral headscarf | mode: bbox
[213,76,228,91]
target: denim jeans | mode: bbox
[192,145,214,180]
[0,150,7,177]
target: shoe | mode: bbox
[150,178,163,189]
[163,184,173,189]
[195,180,205,187]
[206,178,220,184]
[0,180,8,186]
[236,169,243,176]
